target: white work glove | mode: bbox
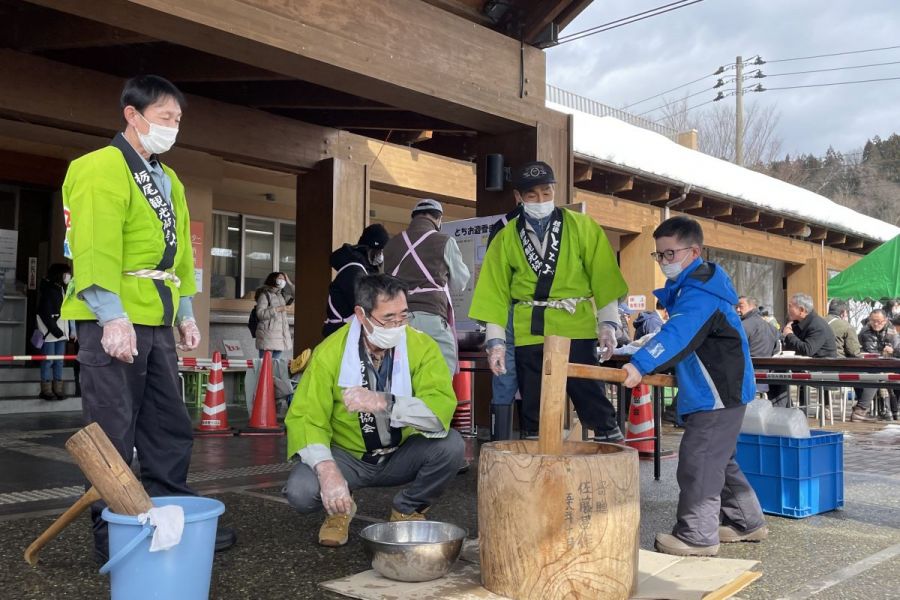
[622,363,642,388]
[486,344,506,376]
[342,386,389,413]
[598,323,617,362]
[101,317,138,364]
[316,460,352,515]
[176,318,201,352]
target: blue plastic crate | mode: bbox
[736,430,844,518]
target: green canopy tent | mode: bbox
[828,234,900,300]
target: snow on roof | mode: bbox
[548,101,900,243]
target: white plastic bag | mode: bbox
[765,407,811,438]
[741,398,772,435]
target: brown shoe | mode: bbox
[655,533,718,556]
[850,406,875,423]
[38,381,56,401]
[318,501,356,547]
[52,380,68,400]
[390,507,429,522]
[718,524,768,543]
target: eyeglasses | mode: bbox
[368,312,410,328]
[650,247,693,262]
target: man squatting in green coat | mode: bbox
[284,274,465,547]
[62,75,234,562]
[469,161,628,441]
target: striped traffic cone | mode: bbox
[195,352,234,436]
[625,384,655,455]
[239,351,284,436]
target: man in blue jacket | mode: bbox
[622,216,766,557]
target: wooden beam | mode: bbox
[177,80,390,109]
[0,48,332,172]
[0,148,68,187]
[840,237,864,250]
[666,193,703,211]
[267,108,471,132]
[718,206,759,225]
[807,226,827,241]
[523,2,569,43]
[603,174,635,194]
[777,220,811,236]
[686,197,732,219]
[0,7,153,51]
[624,182,669,203]
[573,162,593,183]
[390,130,434,146]
[26,0,548,133]
[825,230,847,246]
[755,213,785,231]
[555,0,595,32]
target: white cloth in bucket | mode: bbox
[137,505,185,552]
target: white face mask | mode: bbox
[63,273,72,284]
[371,252,384,266]
[523,200,555,219]
[136,112,178,154]
[660,261,685,281]
[275,279,286,289]
[365,317,405,350]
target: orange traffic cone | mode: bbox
[239,351,283,436]
[625,384,655,455]
[195,352,234,436]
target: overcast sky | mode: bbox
[546,0,900,158]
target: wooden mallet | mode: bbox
[24,422,153,565]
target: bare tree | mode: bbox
[657,94,783,166]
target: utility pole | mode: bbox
[735,55,744,166]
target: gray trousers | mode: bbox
[674,404,765,547]
[284,429,465,515]
[409,311,457,375]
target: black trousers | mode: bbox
[515,340,617,434]
[77,321,195,560]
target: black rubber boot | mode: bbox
[490,403,515,441]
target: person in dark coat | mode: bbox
[633,300,667,340]
[779,293,836,409]
[322,224,390,338]
[736,296,779,358]
[36,263,75,400]
[781,293,837,359]
[852,309,897,421]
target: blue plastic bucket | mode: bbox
[100,496,225,600]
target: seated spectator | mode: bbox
[852,309,897,421]
[283,274,463,547]
[736,296,779,358]
[633,300,668,340]
[616,302,634,347]
[824,299,860,358]
[779,293,836,409]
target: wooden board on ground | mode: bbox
[320,540,760,600]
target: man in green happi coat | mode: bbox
[284,274,464,547]
[469,161,628,440]
[61,75,235,562]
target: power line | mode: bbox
[621,72,719,109]
[762,76,900,91]
[766,44,900,64]
[653,97,716,122]
[635,87,711,116]
[766,60,900,77]
[557,0,705,46]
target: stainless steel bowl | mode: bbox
[359,520,466,582]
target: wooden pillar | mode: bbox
[786,257,826,313]
[619,225,665,314]
[295,158,368,353]
[474,113,572,217]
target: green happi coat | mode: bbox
[285,325,458,460]
[61,146,196,325]
[469,208,627,346]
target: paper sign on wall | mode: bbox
[627,295,646,311]
[27,257,37,290]
[222,339,244,357]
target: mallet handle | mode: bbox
[24,487,102,566]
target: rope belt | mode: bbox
[519,296,590,315]
[125,269,181,288]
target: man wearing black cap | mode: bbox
[383,199,470,375]
[469,161,628,440]
[322,223,391,338]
